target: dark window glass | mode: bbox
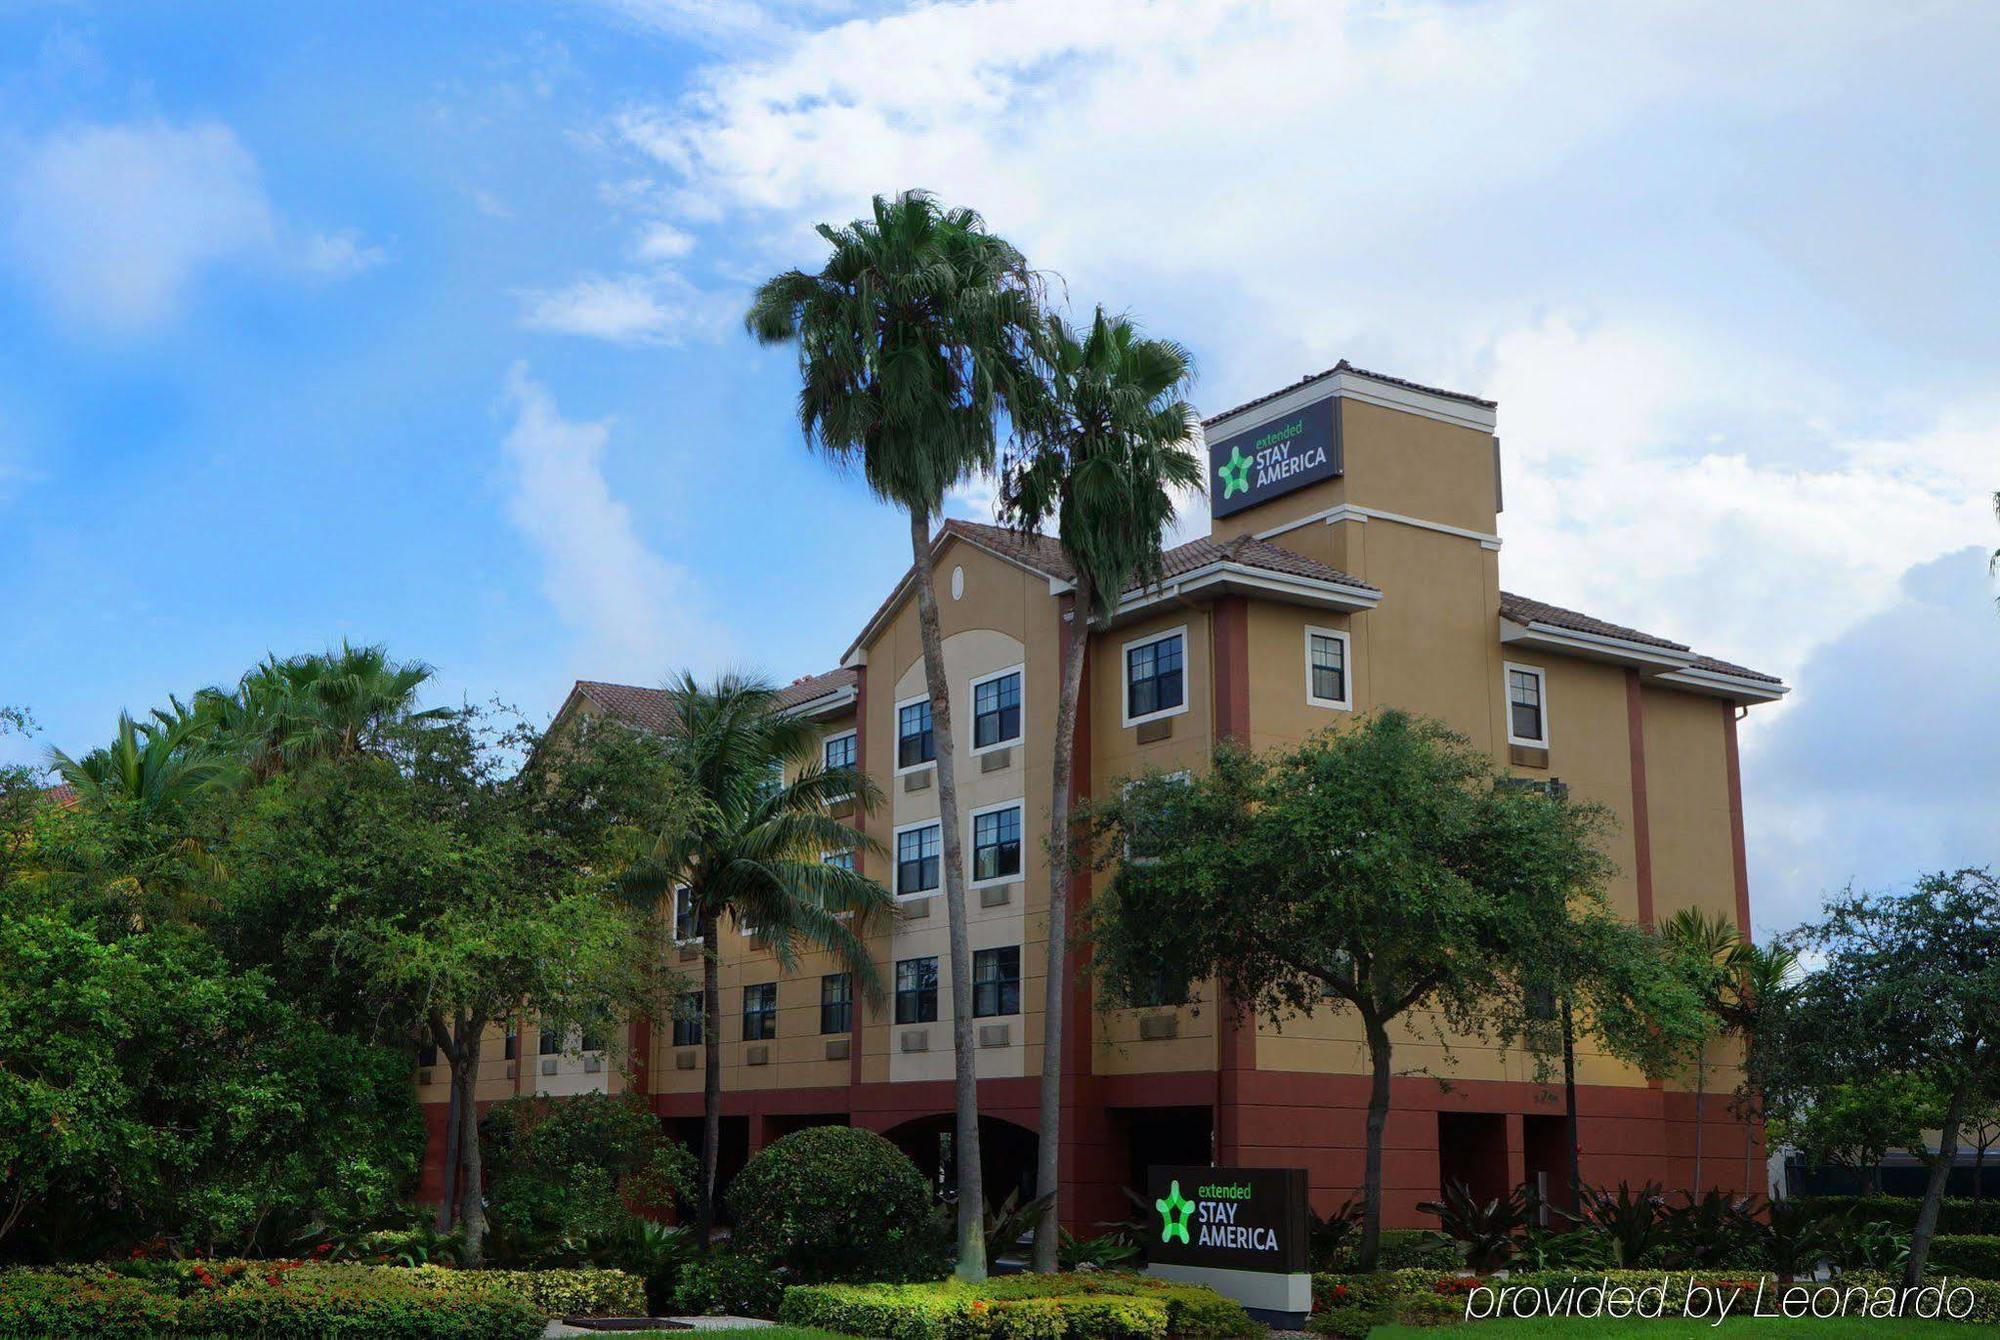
[896,956,939,1024]
[973,671,1022,748]
[1310,632,1347,703]
[674,889,699,943]
[581,1024,605,1053]
[1526,983,1558,1022]
[743,982,777,1041]
[539,1026,561,1056]
[821,973,853,1034]
[824,732,857,771]
[898,700,935,768]
[503,1024,519,1061]
[973,946,1022,1018]
[824,848,854,872]
[1126,634,1185,720]
[418,1040,439,1068]
[1509,668,1544,742]
[973,805,1022,883]
[897,823,941,895]
[672,992,703,1047]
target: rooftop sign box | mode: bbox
[1207,395,1341,520]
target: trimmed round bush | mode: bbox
[725,1125,946,1282]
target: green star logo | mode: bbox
[1156,1180,1195,1244]
[1216,446,1254,499]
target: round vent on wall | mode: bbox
[951,565,965,600]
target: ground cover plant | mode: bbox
[780,1272,1258,1338]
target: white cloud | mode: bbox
[500,364,731,679]
[303,229,388,277]
[517,269,734,344]
[4,119,382,332]
[595,0,2000,922]
[635,220,696,261]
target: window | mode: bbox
[1123,628,1187,725]
[742,982,777,1041]
[1506,663,1548,746]
[823,847,854,872]
[755,760,785,803]
[821,973,853,1034]
[672,991,703,1047]
[971,667,1022,751]
[973,946,1022,1018]
[539,1026,560,1056]
[503,1022,519,1061]
[896,822,941,897]
[1305,626,1351,710]
[896,956,939,1024]
[823,730,857,772]
[673,887,698,944]
[1525,983,1558,1022]
[418,1039,439,1068]
[897,698,935,770]
[580,1022,606,1053]
[971,803,1022,885]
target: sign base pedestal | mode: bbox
[1147,1262,1310,1330]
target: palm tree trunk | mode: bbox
[1358,1014,1393,1272]
[1032,575,1093,1272]
[908,506,986,1282]
[699,914,722,1250]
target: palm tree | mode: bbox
[47,712,230,925]
[746,190,1042,1280]
[622,672,894,1248]
[999,307,1201,1271]
[1712,938,1797,1198]
[1662,907,1742,1193]
[195,642,441,775]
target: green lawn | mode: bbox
[615,1330,849,1339]
[1373,1320,1975,1337]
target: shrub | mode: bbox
[392,1264,645,1316]
[1057,1230,1142,1271]
[779,1273,1258,1339]
[1928,1234,2000,1280]
[672,1250,784,1317]
[725,1125,946,1282]
[1660,1189,1755,1269]
[0,1264,547,1339]
[1307,1304,1391,1337]
[1416,1180,1530,1272]
[1797,1195,2000,1236]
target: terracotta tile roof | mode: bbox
[1498,592,1689,651]
[941,519,1073,581]
[946,520,1375,595]
[1203,359,1497,428]
[572,680,680,734]
[42,783,78,809]
[572,668,857,737]
[1500,592,1780,684]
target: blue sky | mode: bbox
[2,0,1996,933]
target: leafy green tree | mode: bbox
[222,708,672,1265]
[619,673,893,1248]
[482,1092,695,1264]
[1716,939,1798,1197]
[1778,870,2000,1285]
[746,190,1042,1280]
[188,641,443,780]
[1768,1072,1941,1198]
[1081,710,1624,1270]
[1497,898,1710,1202]
[0,708,42,890]
[997,305,1203,1271]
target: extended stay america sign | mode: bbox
[1206,394,1341,520]
[1146,1165,1309,1273]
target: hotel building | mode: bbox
[419,362,1786,1227]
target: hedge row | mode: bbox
[0,1262,640,1338]
[1795,1195,2000,1236]
[1310,1269,2000,1328]
[1928,1236,2000,1281]
[780,1273,1259,1339]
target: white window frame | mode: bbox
[968,663,1026,756]
[893,692,937,777]
[671,885,699,947]
[821,729,858,801]
[967,797,1026,889]
[892,817,944,901]
[1120,624,1191,729]
[1303,625,1353,711]
[1503,661,1551,748]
